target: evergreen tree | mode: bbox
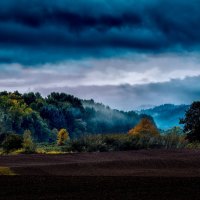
[180,101,200,141]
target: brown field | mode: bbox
[1,149,200,199]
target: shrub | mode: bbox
[67,134,154,152]
[2,134,23,153]
[186,142,200,149]
[66,133,188,153]
[36,143,64,154]
[23,130,36,153]
[162,127,188,149]
[66,135,106,152]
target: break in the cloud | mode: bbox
[0,0,200,109]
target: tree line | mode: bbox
[0,91,149,143]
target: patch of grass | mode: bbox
[186,142,200,149]
[0,167,16,175]
[36,143,66,154]
[0,148,4,155]
[45,151,66,155]
[9,148,24,155]
[0,148,36,155]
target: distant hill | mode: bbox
[137,104,189,130]
[82,99,153,134]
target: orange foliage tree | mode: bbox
[128,118,159,136]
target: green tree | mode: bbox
[2,134,23,153]
[49,128,58,143]
[57,128,69,146]
[0,92,33,134]
[23,130,36,153]
[180,101,200,142]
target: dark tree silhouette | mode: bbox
[180,101,200,142]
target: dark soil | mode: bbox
[1,149,200,199]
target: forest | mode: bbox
[0,91,200,154]
[0,91,150,142]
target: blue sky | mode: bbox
[0,0,200,110]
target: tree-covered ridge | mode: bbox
[82,99,152,134]
[138,104,189,130]
[0,91,149,142]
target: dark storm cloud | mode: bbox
[0,0,200,64]
[0,0,142,30]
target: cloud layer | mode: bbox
[35,75,200,110]
[0,0,200,64]
[0,53,200,110]
[0,0,199,109]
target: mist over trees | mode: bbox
[0,91,150,142]
[138,104,189,130]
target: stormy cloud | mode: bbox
[0,0,200,64]
[0,0,199,109]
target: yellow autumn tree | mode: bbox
[128,118,159,136]
[57,128,69,146]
